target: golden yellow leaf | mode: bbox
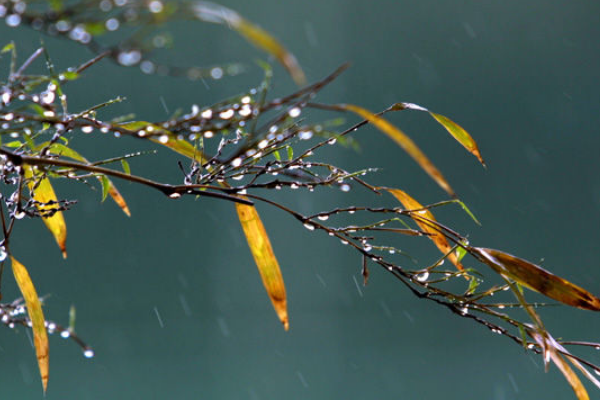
[149,137,207,164]
[236,202,288,330]
[473,247,600,311]
[24,166,67,258]
[191,2,306,85]
[342,104,455,197]
[10,256,49,393]
[387,188,464,271]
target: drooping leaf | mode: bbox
[100,174,110,202]
[473,247,600,311]
[387,188,464,271]
[393,102,485,167]
[191,1,306,85]
[235,202,288,330]
[529,330,590,400]
[24,166,67,258]
[343,104,455,197]
[10,256,49,393]
[38,142,130,216]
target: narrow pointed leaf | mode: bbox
[38,142,130,216]
[473,247,600,311]
[343,104,455,197]
[394,102,485,167]
[10,256,49,393]
[529,331,589,400]
[387,188,464,271]
[24,166,67,258]
[191,1,306,85]
[236,202,288,330]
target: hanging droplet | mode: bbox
[303,223,315,231]
[158,134,169,144]
[363,244,373,252]
[317,215,329,221]
[340,184,351,192]
[416,271,429,282]
[169,192,181,199]
[0,246,7,262]
[231,158,243,167]
[327,138,337,145]
[60,330,71,339]
[14,210,25,220]
[83,349,95,358]
[288,107,301,118]
[81,125,94,134]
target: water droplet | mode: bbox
[1,92,11,104]
[231,174,243,181]
[60,330,71,339]
[81,125,94,134]
[460,306,469,315]
[219,109,234,119]
[83,349,95,358]
[117,50,142,66]
[288,107,301,118]
[340,239,349,245]
[363,244,372,252]
[497,304,505,309]
[348,210,355,214]
[210,67,223,79]
[340,184,351,192]
[275,185,282,190]
[238,104,252,117]
[317,215,329,221]
[258,139,268,149]
[298,130,313,140]
[148,0,164,13]
[6,14,22,27]
[158,134,169,144]
[388,249,396,254]
[241,96,251,104]
[231,158,242,167]
[14,210,25,220]
[290,183,299,189]
[169,192,181,199]
[327,138,337,145]
[416,271,429,282]
[203,130,214,138]
[105,18,119,31]
[201,109,213,119]
[0,246,7,262]
[303,223,315,231]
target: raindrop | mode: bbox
[219,109,234,119]
[348,210,355,214]
[14,210,25,220]
[40,91,55,105]
[140,60,155,74]
[288,107,301,118]
[201,109,213,119]
[340,240,348,245]
[158,134,169,144]
[83,349,95,358]
[6,14,22,27]
[238,104,252,117]
[290,183,299,189]
[105,18,119,31]
[60,330,71,339]
[1,92,10,104]
[340,184,351,192]
[363,244,373,252]
[148,0,164,13]
[210,67,224,79]
[231,174,243,181]
[241,96,251,104]
[204,130,214,138]
[258,139,268,149]
[317,215,329,221]
[0,246,6,262]
[81,126,94,134]
[275,185,282,190]
[117,50,142,66]
[327,138,337,145]
[303,223,315,231]
[231,158,243,167]
[169,192,182,199]
[416,271,429,282]
[388,249,396,254]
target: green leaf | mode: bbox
[454,199,481,226]
[100,175,110,202]
[121,159,131,175]
[286,145,293,160]
[273,150,281,161]
[1,42,15,53]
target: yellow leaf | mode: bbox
[235,202,288,330]
[428,112,486,167]
[387,188,464,271]
[473,247,600,311]
[191,1,306,85]
[38,142,130,217]
[24,166,67,258]
[393,103,485,167]
[342,104,455,197]
[10,256,49,393]
[149,137,207,164]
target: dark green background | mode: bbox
[2,1,600,399]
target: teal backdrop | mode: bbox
[1,1,600,399]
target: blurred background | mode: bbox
[1,0,600,398]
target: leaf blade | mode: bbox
[24,166,67,258]
[10,256,49,393]
[387,188,464,271]
[343,104,455,197]
[473,247,600,311]
[235,202,289,330]
[429,111,485,166]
